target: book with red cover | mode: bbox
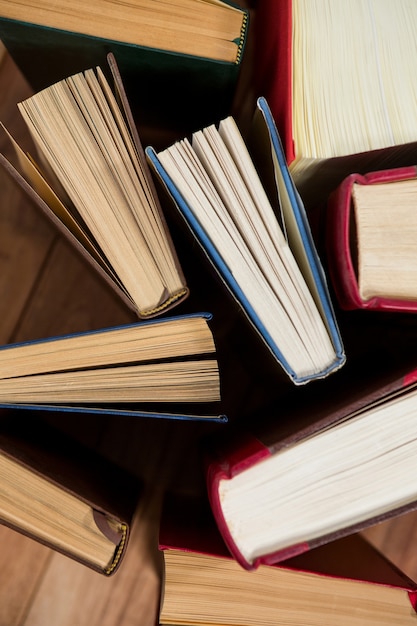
[253,0,417,210]
[326,165,417,312]
[206,361,417,570]
[159,494,417,626]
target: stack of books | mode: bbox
[1,0,417,624]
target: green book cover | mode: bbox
[0,5,249,141]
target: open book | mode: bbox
[0,54,188,318]
[0,313,224,421]
[147,97,345,385]
[327,166,417,312]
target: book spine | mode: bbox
[253,0,294,163]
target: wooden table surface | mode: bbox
[1,45,417,626]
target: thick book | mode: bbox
[0,410,141,575]
[206,362,417,569]
[0,0,249,138]
[327,165,417,312]
[158,494,417,626]
[0,312,226,422]
[0,54,189,319]
[253,0,417,209]
[146,97,345,385]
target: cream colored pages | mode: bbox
[352,178,417,301]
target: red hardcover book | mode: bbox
[253,0,417,210]
[159,494,417,626]
[326,165,417,312]
[206,363,417,570]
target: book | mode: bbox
[0,312,226,422]
[0,0,249,138]
[253,0,417,209]
[206,361,417,569]
[159,495,417,626]
[146,97,345,385]
[0,410,141,575]
[0,54,189,319]
[327,165,417,312]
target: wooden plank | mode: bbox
[0,49,61,626]
[0,181,56,345]
[0,526,52,626]
[362,511,417,581]
[0,52,56,345]
[12,236,135,343]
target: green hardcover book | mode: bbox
[0,0,249,141]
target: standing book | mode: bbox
[0,410,141,575]
[159,495,417,626]
[0,312,225,421]
[254,0,417,209]
[0,0,249,136]
[0,54,189,319]
[206,362,417,569]
[327,165,417,312]
[147,97,345,385]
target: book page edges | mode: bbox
[327,166,417,312]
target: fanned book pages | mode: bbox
[327,166,417,312]
[0,313,225,421]
[0,55,189,318]
[254,0,417,209]
[147,97,345,385]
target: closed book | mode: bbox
[0,0,249,139]
[206,362,417,569]
[0,312,226,422]
[147,97,345,385]
[253,0,417,210]
[0,410,140,575]
[159,494,417,626]
[327,165,417,312]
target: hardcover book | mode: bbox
[0,410,141,575]
[206,362,417,568]
[0,54,189,319]
[0,312,225,421]
[253,0,417,209]
[159,494,417,626]
[327,165,417,312]
[147,97,345,385]
[0,0,249,138]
